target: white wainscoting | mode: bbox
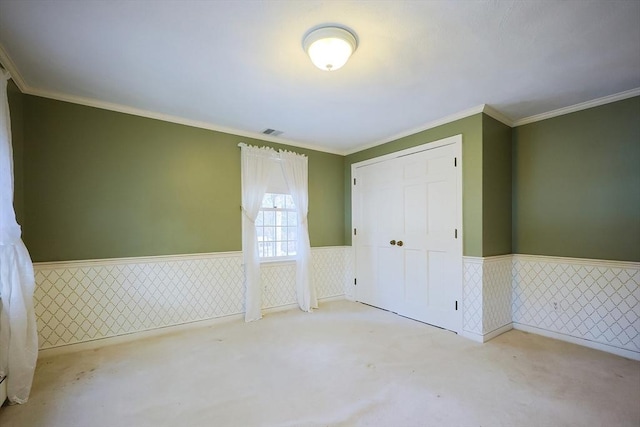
[512,254,639,359]
[463,254,639,359]
[33,247,351,350]
[33,247,639,359]
[462,257,483,335]
[462,255,513,342]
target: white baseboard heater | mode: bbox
[0,294,5,406]
[0,375,6,406]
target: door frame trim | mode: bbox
[350,134,462,169]
[351,134,464,333]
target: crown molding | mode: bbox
[24,87,346,156]
[513,87,640,127]
[482,105,513,127]
[344,104,486,155]
[346,86,640,156]
[0,43,28,91]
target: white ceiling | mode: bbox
[0,1,638,155]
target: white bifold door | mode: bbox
[353,137,462,333]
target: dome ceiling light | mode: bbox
[303,26,358,71]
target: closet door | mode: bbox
[353,139,462,333]
[354,157,404,312]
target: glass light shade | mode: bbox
[303,27,357,71]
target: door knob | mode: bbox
[397,240,404,247]
[390,240,396,245]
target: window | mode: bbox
[256,193,297,260]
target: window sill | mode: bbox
[259,257,297,265]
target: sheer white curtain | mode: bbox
[239,143,274,321]
[0,69,37,404]
[280,150,316,312]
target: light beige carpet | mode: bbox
[1,300,638,427]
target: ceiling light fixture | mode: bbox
[303,26,358,71]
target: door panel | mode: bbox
[427,180,450,234]
[377,246,402,312]
[428,249,461,329]
[404,183,428,234]
[404,249,428,305]
[355,242,375,304]
[427,251,450,313]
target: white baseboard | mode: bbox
[484,323,514,341]
[460,330,484,343]
[38,313,245,358]
[259,295,345,317]
[513,323,640,361]
[38,295,345,359]
[461,323,513,343]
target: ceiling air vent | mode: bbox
[262,128,283,137]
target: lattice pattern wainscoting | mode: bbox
[512,255,640,355]
[33,247,639,358]
[33,247,351,350]
[464,254,639,356]
[462,256,513,341]
[483,257,513,333]
[462,259,483,335]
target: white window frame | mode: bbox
[256,193,298,263]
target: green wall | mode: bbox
[345,114,484,257]
[18,96,345,262]
[9,83,638,263]
[8,80,24,227]
[512,96,640,262]
[482,115,512,256]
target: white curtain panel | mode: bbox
[239,143,273,321]
[280,150,316,311]
[0,69,37,404]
